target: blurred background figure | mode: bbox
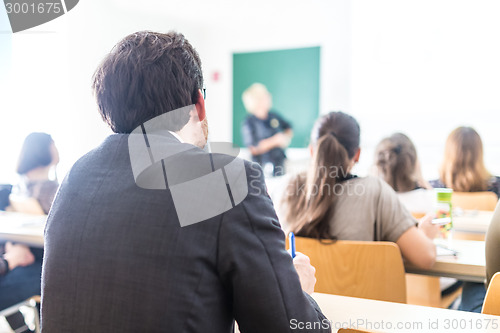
[280,111,438,269]
[374,133,459,296]
[241,83,293,177]
[9,132,60,215]
[374,133,434,215]
[430,126,500,197]
[0,132,59,310]
[429,126,500,313]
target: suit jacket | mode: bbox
[41,133,330,332]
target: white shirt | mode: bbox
[168,131,184,143]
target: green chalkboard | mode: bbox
[233,46,320,148]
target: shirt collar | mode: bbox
[168,131,184,143]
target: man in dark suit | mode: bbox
[41,31,330,332]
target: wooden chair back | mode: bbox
[411,212,426,219]
[452,191,498,211]
[482,272,500,316]
[290,237,407,303]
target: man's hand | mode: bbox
[3,242,35,271]
[293,252,317,295]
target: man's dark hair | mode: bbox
[92,31,204,133]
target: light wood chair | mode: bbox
[289,237,407,303]
[411,212,426,220]
[405,273,463,309]
[482,272,500,316]
[452,191,498,211]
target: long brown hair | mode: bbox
[375,133,417,192]
[439,127,491,192]
[282,112,360,239]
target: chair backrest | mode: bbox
[411,212,426,219]
[291,237,407,303]
[452,191,498,211]
[482,272,500,316]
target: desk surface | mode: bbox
[453,210,493,234]
[405,239,486,283]
[312,293,499,333]
[0,212,45,247]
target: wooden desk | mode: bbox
[0,212,45,247]
[312,293,499,332]
[405,239,486,283]
[453,210,493,234]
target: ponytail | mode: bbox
[283,133,351,239]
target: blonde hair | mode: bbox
[241,83,271,114]
[439,127,491,192]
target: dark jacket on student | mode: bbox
[41,133,330,333]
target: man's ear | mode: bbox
[353,148,361,163]
[309,144,314,157]
[195,89,206,121]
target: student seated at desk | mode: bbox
[430,126,499,312]
[0,133,58,311]
[373,133,434,215]
[41,31,329,333]
[430,126,500,198]
[374,133,459,295]
[9,132,60,215]
[280,111,438,269]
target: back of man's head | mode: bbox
[92,31,204,133]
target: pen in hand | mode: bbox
[289,232,296,258]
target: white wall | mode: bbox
[197,0,352,144]
[351,0,500,178]
[0,0,212,183]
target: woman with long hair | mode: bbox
[374,133,434,214]
[430,126,499,313]
[374,133,459,295]
[431,126,500,196]
[281,111,438,269]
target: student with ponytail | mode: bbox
[374,133,434,215]
[280,111,438,269]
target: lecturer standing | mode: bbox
[241,83,293,177]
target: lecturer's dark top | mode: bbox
[241,111,291,175]
[41,134,329,333]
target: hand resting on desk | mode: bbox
[3,242,35,271]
